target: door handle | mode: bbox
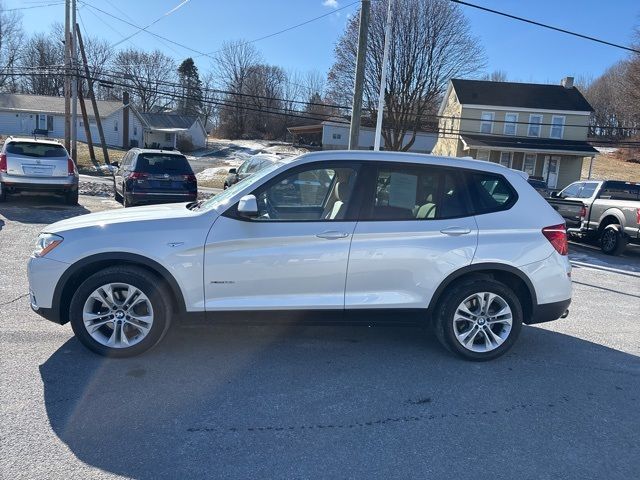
[440,226,472,236]
[316,230,349,240]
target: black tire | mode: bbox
[434,279,523,361]
[123,187,134,207]
[600,224,627,255]
[113,181,123,202]
[69,266,173,357]
[0,183,6,202]
[223,182,229,190]
[65,188,79,205]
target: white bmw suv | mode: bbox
[28,151,572,361]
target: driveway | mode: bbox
[1,195,639,479]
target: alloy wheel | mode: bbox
[452,292,513,353]
[82,283,154,348]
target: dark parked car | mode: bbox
[224,154,284,189]
[527,177,551,197]
[112,149,197,207]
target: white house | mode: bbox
[287,120,438,153]
[0,93,143,148]
[138,112,207,150]
[0,93,207,152]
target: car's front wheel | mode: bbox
[434,279,523,361]
[69,266,172,357]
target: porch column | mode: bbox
[173,133,177,149]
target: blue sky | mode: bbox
[8,0,639,85]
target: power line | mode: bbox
[0,1,64,12]
[450,0,640,55]
[109,0,191,50]
[197,0,361,58]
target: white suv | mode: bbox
[27,151,572,360]
[0,137,79,204]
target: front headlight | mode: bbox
[33,233,63,258]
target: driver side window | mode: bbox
[254,165,357,221]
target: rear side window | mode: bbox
[134,154,193,174]
[468,172,517,214]
[599,182,640,201]
[363,165,470,220]
[6,142,67,158]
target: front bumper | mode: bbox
[28,256,69,324]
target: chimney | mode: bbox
[122,91,130,149]
[561,76,574,88]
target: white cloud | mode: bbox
[322,0,339,8]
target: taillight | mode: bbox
[129,172,148,180]
[579,205,587,219]
[636,208,640,225]
[184,174,197,182]
[67,158,77,176]
[0,153,6,173]
[542,224,568,256]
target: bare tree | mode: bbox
[215,40,261,138]
[112,48,176,112]
[82,36,114,100]
[0,2,24,92]
[19,24,65,95]
[243,64,286,138]
[481,69,508,82]
[199,71,218,134]
[327,0,485,150]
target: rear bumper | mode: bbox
[1,174,78,192]
[526,298,571,325]
[129,191,197,204]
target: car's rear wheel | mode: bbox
[600,224,627,255]
[0,183,6,202]
[65,188,79,205]
[435,279,523,361]
[69,266,172,357]
[123,186,134,207]
[113,182,123,202]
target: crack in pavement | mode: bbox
[0,293,29,308]
[187,395,575,434]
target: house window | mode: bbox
[114,120,118,132]
[528,114,542,137]
[332,133,341,140]
[499,152,512,168]
[476,149,490,161]
[523,153,536,175]
[550,115,565,139]
[503,113,518,135]
[480,112,494,134]
[133,125,138,135]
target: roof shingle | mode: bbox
[0,93,123,117]
[451,79,593,112]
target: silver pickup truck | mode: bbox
[547,180,640,255]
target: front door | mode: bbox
[345,163,478,309]
[203,162,360,310]
[543,155,561,188]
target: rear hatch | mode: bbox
[5,141,69,178]
[131,153,196,193]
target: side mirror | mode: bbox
[228,168,237,174]
[237,194,258,217]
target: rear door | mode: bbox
[133,153,195,194]
[5,141,69,178]
[345,162,478,309]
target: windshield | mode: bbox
[6,142,67,158]
[197,162,282,212]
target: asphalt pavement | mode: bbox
[1,195,639,480]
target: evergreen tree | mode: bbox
[177,57,203,116]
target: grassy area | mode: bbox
[581,154,640,182]
[75,142,127,175]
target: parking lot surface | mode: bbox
[1,195,639,479]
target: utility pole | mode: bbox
[348,0,370,150]
[70,0,77,162]
[78,85,95,161]
[374,0,392,151]
[76,23,110,164]
[63,0,71,151]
